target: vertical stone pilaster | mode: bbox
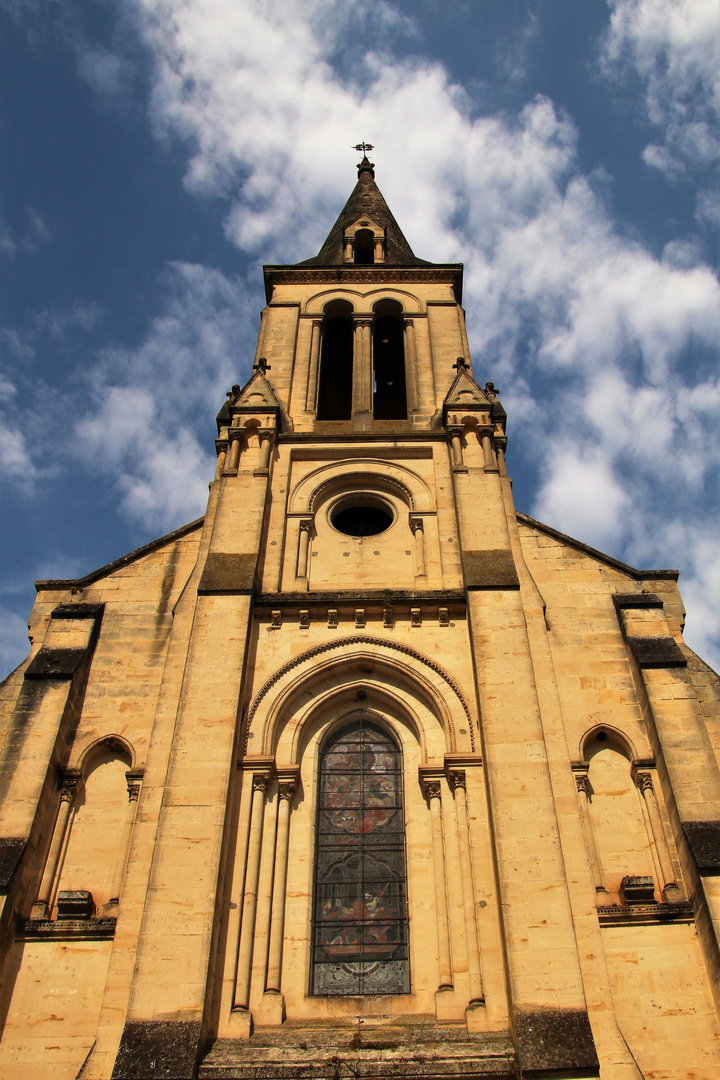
[447,769,484,1006]
[421,777,453,991]
[235,771,272,1011]
[265,777,298,994]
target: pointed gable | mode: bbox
[298,157,430,267]
[443,364,492,411]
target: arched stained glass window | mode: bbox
[312,719,410,996]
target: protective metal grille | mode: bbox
[312,720,410,995]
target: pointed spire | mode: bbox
[297,160,429,267]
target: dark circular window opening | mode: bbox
[332,503,393,537]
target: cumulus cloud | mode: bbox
[601,0,720,216]
[15,0,720,665]
[73,262,256,530]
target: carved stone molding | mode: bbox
[60,772,81,803]
[421,779,442,802]
[277,779,298,802]
[252,771,272,794]
[246,634,474,750]
[447,769,466,792]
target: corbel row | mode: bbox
[269,605,453,630]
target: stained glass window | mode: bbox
[312,719,410,996]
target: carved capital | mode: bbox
[252,771,272,794]
[635,771,654,794]
[447,769,466,792]
[409,517,424,535]
[402,317,415,331]
[299,518,312,533]
[60,772,81,803]
[575,773,591,798]
[278,779,298,802]
[446,425,463,441]
[228,428,245,443]
[258,428,275,443]
[126,772,143,802]
[354,318,373,330]
[421,778,442,802]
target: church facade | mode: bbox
[1,158,720,1079]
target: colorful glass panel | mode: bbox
[312,720,410,995]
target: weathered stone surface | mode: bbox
[0,835,25,889]
[683,821,720,873]
[625,634,687,668]
[112,1020,203,1079]
[198,552,257,593]
[514,1009,599,1077]
[462,549,519,589]
[24,645,88,678]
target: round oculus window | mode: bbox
[331,499,394,537]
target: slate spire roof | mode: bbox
[297,156,430,267]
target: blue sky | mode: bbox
[1,0,719,675]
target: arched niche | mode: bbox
[245,636,475,767]
[58,738,135,909]
[582,729,656,899]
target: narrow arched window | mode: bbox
[354,229,375,264]
[373,301,407,420]
[316,301,353,420]
[312,719,409,995]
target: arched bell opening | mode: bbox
[317,300,354,421]
[372,300,406,420]
[353,229,375,265]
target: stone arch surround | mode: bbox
[245,635,476,760]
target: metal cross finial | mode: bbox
[353,142,374,154]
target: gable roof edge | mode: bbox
[516,512,679,581]
[35,517,205,592]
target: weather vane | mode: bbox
[353,142,374,154]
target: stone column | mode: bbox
[448,427,464,469]
[265,778,297,993]
[352,318,373,424]
[305,319,322,411]
[447,770,484,1004]
[635,770,681,900]
[410,517,426,578]
[422,778,453,990]
[574,771,611,904]
[403,318,419,413]
[480,430,497,471]
[32,771,81,919]
[226,431,242,475]
[373,236,384,262]
[256,430,274,474]
[108,771,143,907]
[295,520,312,580]
[235,771,271,1010]
[214,443,228,479]
[344,238,353,262]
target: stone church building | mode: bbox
[1,157,720,1080]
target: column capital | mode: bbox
[228,427,245,443]
[59,771,81,802]
[634,769,654,793]
[277,778,298,802]
[353,317,373,329]
[575,773,592,798]
[252,770,273,794]
[126,771,144,802]
[447,769,466,792]
[409,516,424,535]
[298,518,312,533]
[419,771,443,802]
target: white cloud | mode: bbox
[73,262,256,531]
[40,0,720,665]
[602,0,720,212]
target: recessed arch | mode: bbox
[76,734,135,775]
[580,724,641,764]
[288,459,435,515]
[244,635,475,764]
[304,287,421,315]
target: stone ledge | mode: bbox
[597,901,694,926]
[21,916,117,940]
[463,549,519,590]
[612,593,664,609]
[625,635,687,668]
[198,553,257,594]
[199,1025,515,1079]
[25,646,89,679]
